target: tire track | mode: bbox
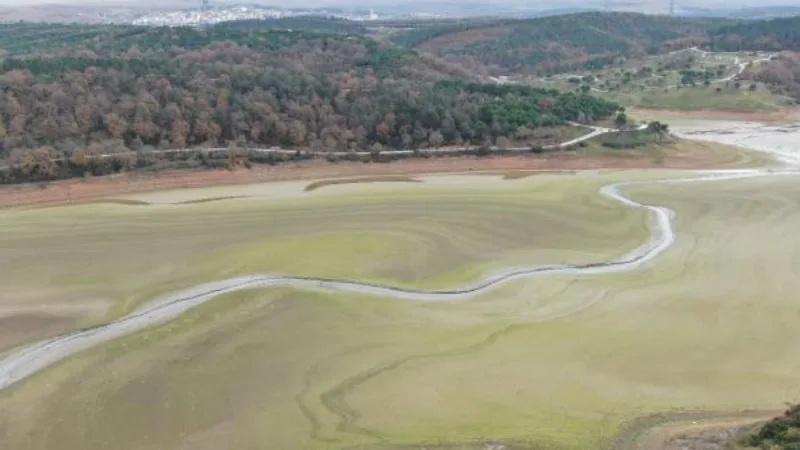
[318,324,524,441]
[295,344,379,443]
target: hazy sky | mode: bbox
[0,0,794,7]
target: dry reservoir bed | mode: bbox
[0,170,799,450]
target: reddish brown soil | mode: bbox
[0,149,751,209]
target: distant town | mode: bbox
[128,5,418,27]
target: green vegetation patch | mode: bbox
[603,84,779,111]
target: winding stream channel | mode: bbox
[1,131,798,392]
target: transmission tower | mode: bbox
[669,0,676,15]
[201,0,210,11]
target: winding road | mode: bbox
[0,123,613,172]
[0,161,795,391]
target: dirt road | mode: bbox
[612,410,780,450]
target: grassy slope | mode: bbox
[576,134,776,169]
[602,85,779,112]
[527,51,781,112]
[2,175,800,449]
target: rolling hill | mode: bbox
[389,12,735,75]
[706,15,800,51]
[0,23,619,184]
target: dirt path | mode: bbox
[612,410,780,450]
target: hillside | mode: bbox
[390,12,733,75]
[707,16,800,52]
[741,52,800,101]
[0,24,619,184]
[0,18,370,57]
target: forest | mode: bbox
[706,16,800,52]
[390,12,732,75]
[0,24,619,183]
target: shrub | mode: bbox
[744,404,800,448]
[599,130,655,149]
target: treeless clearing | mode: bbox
[417,26,508,53]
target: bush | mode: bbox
[745,404,800,448]
[599,130,655,149]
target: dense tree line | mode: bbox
[391,12,732,75]
[0,23,132,57]
[0,20,367,62]
[706,16,800,52]
[0,26,619,183]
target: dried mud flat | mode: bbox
[608,118,800,449]
[0,141,769,209]
[672,120,800,164]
